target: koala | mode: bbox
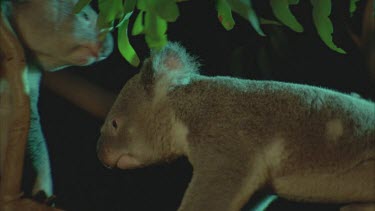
[97,43,375,211]
[0,0,113,198]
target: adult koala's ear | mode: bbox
[140,58,154,93]
[140,42,200,93]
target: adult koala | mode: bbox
[98,42,374,211]
[0,0,113,198]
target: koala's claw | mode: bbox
[33,191,47,203]
[32,191,57,207]
[46,195,57,207]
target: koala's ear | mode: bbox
[149,42,200,88]
[140,58,154,92]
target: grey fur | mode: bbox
[98,43,375,211]
[1,0,113,197]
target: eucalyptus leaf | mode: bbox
[144,12,168,50]
[311,0,346,53]
[270,0,303,32]
[227,0,265,36]
[137,0,179,22]
[74,0,92,13]
[98,0,124,25]
[116,11,133,28]
[137,0,148,11]
[116,0,137,28]
[349,0,361,16]
[118,19,140,66]
[154,0,180,22]
[246,7,265,36]
[124,0,137,14]
[259,17,282,25]
[217,0,235,30]
[98,0,123,29]
[288,0,299,5]
[132,11,145,35]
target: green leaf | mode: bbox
[259,17,282,25]
[116,0,137,28]
[310,0,346,53]
[97,0,124,30]
[288,0,299,5]
[132,11,145,35]
[154,1,180,22]
[137,0,179,22]
[144,12,168,50]
[124,0,137,14]
[137,0,148,11]
[116,11,133,28]
[217,0,235,30]
[227,0,265,36]
[270,0,303,32]
[74,0,92,13]
[118,19,140,67]
[349,0,361,17]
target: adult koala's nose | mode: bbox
[98,33,113,60]
[96,136,113,169]
[97,117,123,167]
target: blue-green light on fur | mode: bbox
[249,195,278,211]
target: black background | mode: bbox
[27,0,375,210]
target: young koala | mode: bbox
[97,43,375,211]
[0,0,113,198]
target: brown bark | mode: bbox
[348,0,374,82]
[43,71,116,119]
[0,9,30,202]
[1,198,63,211]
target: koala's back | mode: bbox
[169,76,375,202]
[171,76,374,144]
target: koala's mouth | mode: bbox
[72,44,101,64]
[56,42,103,67]
[116,154,142,169]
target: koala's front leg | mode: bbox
[178,158,267,211]
[27,101,53,197]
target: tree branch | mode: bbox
[0,9,30,202]
[43,71,116,119]
[0,8,62,211]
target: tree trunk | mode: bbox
[0,10,62,211]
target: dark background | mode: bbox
[27,0,374,210]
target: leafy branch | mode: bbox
[75,0,364,66]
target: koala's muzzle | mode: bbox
[96,136,116,169]
[97,33,113,61]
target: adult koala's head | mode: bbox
[97,42,199,169]
[7,0,113,71]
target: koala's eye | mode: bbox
[112,120,118,129]
[81,11,90,21]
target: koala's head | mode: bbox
[97,42,199,169]
[8,0,113,71]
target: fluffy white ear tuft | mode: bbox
[151,42,200,87]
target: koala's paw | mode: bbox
[32,174,53,197]
[32,191,57,207]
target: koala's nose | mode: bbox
[97,137,113,169]
[98,33,113,60]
